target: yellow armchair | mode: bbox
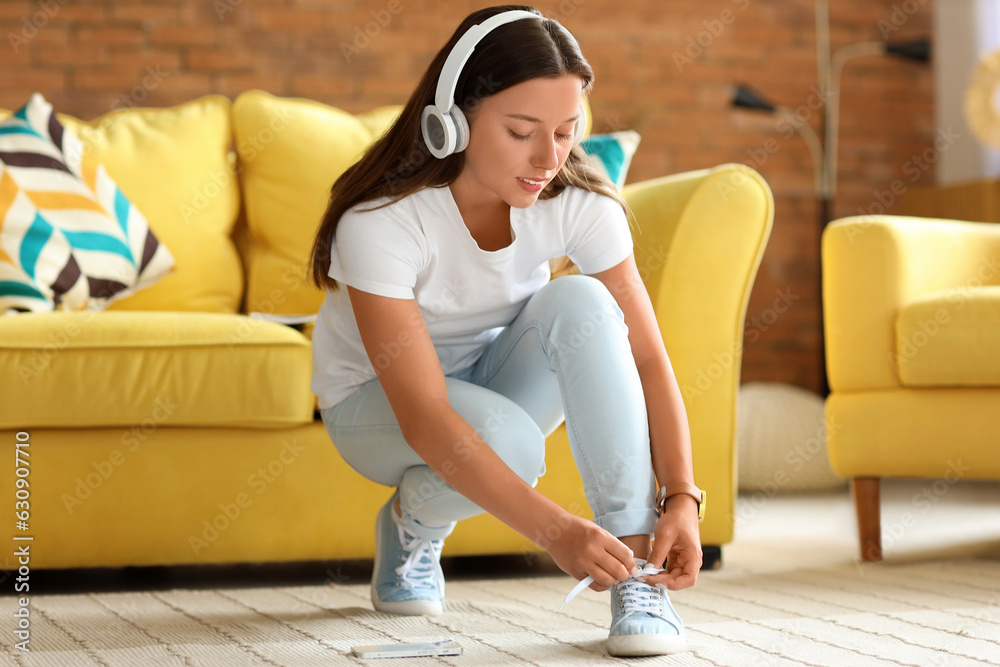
[822,215,1000,561]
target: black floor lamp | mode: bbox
[731,33,930,397]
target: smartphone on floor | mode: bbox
[351,640,463,659]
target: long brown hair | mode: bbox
[308,5,628,291]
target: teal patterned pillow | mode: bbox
[0,93,174,313]
[580,130,641,190]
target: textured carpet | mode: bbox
[3,480,999,666]
[2,558,1000,666]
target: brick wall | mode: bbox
[1,0,935,395]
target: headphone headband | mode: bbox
[434,10,542,113]
[421,9,586,159]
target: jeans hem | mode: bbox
[594,508,659,538]
[399,506,457,541]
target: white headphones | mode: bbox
[420,10,588,159]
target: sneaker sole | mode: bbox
[370,591,443,616]
[606,633,686,657]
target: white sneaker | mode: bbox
[606,559,686,656]
[370,491,446,616]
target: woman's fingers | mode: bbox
[586,549,633,591]
[643,545,701,590]
[547,517,636,590]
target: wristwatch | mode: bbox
[655,483,706,522]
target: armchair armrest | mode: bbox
[623,163,773,545]
[822,215,1000,392]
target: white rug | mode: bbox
[2,558,999,666]
[3,479,999,666]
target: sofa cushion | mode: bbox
[896,286,1000,387]
[0,311,315,429]
[232,90,401,318]
[58,96,241,313]
[0,93,176,313]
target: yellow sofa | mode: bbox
[822,215,1000,561]
[0,92,773,571]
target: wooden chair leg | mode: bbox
[852,477,882,562]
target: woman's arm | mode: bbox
[590,255,703,588]
[346,286,634,589]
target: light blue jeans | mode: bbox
[320,275,658,542]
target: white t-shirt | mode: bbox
[310,184,633,410]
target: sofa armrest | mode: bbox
[623,163,773,544]
[822,215,1000,392]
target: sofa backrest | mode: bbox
[231,90,402,318]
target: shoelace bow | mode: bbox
[558,562,664,613]
[395,524,446,608]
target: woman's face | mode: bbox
[458,74,584,209]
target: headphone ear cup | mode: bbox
[421,105,458,159]
[573,102,588,146]
[451,107,470,154]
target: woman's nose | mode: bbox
[532,137,560,171]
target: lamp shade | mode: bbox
[732,84,777,113]
[885,39,931,63]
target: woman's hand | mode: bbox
[642,495,702,590]
[545,514,636,591]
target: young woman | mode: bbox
[309,5,703,657]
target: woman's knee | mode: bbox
[537,274,623,323]
[446,382,546,485]
[527,276,627,354]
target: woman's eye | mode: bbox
[508,129,574,142]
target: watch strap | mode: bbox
[656,483,706,522]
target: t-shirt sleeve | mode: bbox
[563,190,634,275]
[327,204,427,299]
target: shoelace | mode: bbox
[612,573,667,620]
[558,562,664,613]
[395,523,446,609]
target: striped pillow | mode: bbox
[0,93,174,313]
[580,130,642,190]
